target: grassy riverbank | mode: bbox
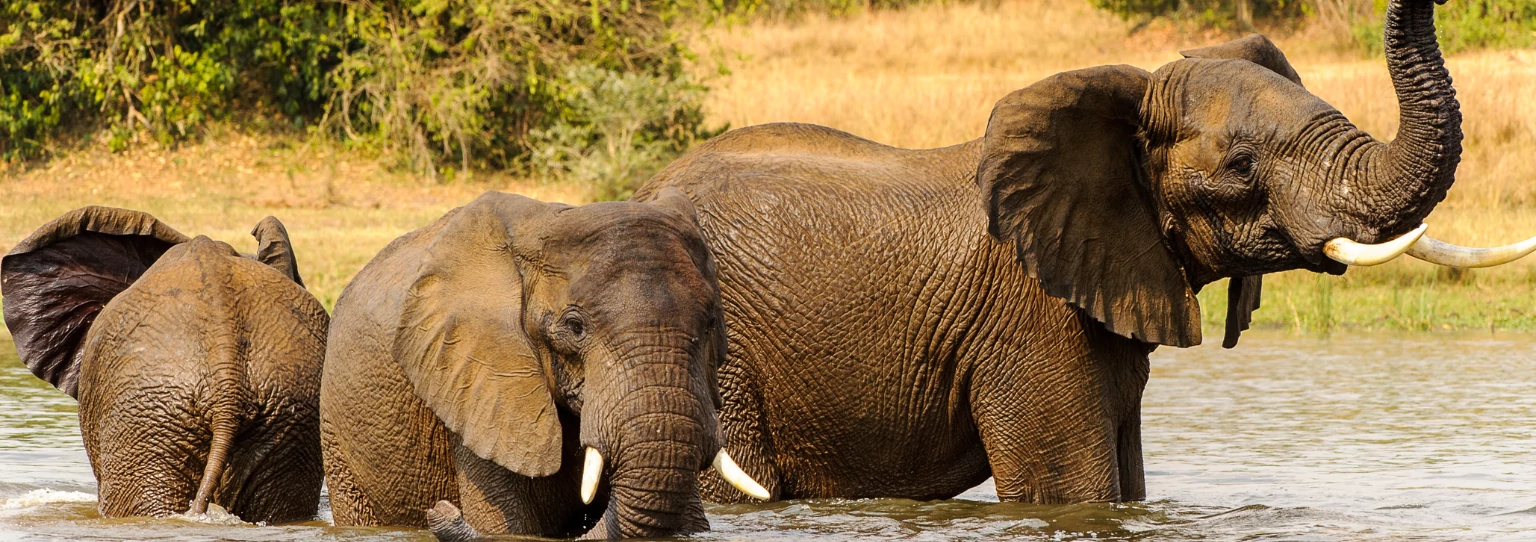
[2,0,1532,338]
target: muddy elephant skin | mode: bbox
[320,190,731,539]
[635,0,1465,505]
[1,207,328,522]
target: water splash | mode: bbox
[0,489,96,510]
[172,502,249,526]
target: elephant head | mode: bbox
[976,0,1533,348]
[392,190,763,538]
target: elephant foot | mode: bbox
[426,500,482,542]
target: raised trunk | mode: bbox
[1350,0,1461,239]
[584,338,712,539]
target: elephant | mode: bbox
[634,0,1534,505]
[1,206,328,522]
[318,190,766,540]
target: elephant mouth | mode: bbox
[572,445,767,539]
[577,446,768,506]
[1322,224,1536,268]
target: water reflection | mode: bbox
[3,333,1534,540]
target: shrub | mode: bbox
[527,64,721,200]
[324,0,720,185]
[2,0,719,198]
[1,0,345,160]
[1091,0,1307,29]
[1351,0,1536,54]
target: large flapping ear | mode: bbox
[393,192,564,478]
[1,207,190,397]
[250,216,305,287]
[978,65,1202,347]
[1181,33,1303,87]
[1222,275,1262,348]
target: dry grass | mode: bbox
[0,129,589,329]
[693,0,1536,331]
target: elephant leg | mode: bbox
[699,351,781,503]
[319,415,377,526]
[225,409,323,523]
[84,389,205,517]
[969,336,1148,503]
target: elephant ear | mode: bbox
[250,216,305,287]
[1181,34,1303,87]
[1,207,190,397]
[1222,275,1262,349]
[394,192,565,478]
[977,65,1202,347]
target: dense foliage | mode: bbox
[1,0,718,196]
[1351,0,1536,54]
[1090,0,1305,28]
[1093,0,1536,51]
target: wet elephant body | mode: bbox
[636,0,1521,504]
[639,130,1150,502]
[2,207,327,521]
[321,191,766,539]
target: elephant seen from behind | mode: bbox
[635,0,1536,505]
[1,207,328,522]
[319,190,765,540]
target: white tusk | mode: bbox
[712,449,771,501]
[1324,224,1427,266]
[580,447,603,505]
[1407,234,1536,268]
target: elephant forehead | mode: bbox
[1168,59,1333,135]
[522,206,705,265]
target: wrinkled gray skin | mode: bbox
[1,207,327,521]
[635,0,1461,504]
[320,190,727,539]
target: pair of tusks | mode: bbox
[579,447,772,504]
[1324,224,1536,267]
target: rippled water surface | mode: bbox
[3,333,1534,541]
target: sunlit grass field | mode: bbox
[1,0,1532,339]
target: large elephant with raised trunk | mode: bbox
[2,207,327,522]
[319,190,766,540]
[634,0,1536,505]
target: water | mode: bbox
[3,333,1534,541]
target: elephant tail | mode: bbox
[188,407,240,516]
[187,322,249,517]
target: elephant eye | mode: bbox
[1227,154,1256,177]
[562,313,586,339]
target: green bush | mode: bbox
[527,64,722,200]
[706,0,931,19]
[1091,0,1306,28]
[325,0,720,185]
[1,0,345,160]
[1351,0,1536,54]
[2,0,719,198]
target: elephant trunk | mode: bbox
[583,337,712,539]
[1351,0,1461,239]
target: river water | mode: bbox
[3,332,1533,541]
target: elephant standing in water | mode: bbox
[1,207,327,521]
[320,190,765,539]
[636,0,1536,504]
